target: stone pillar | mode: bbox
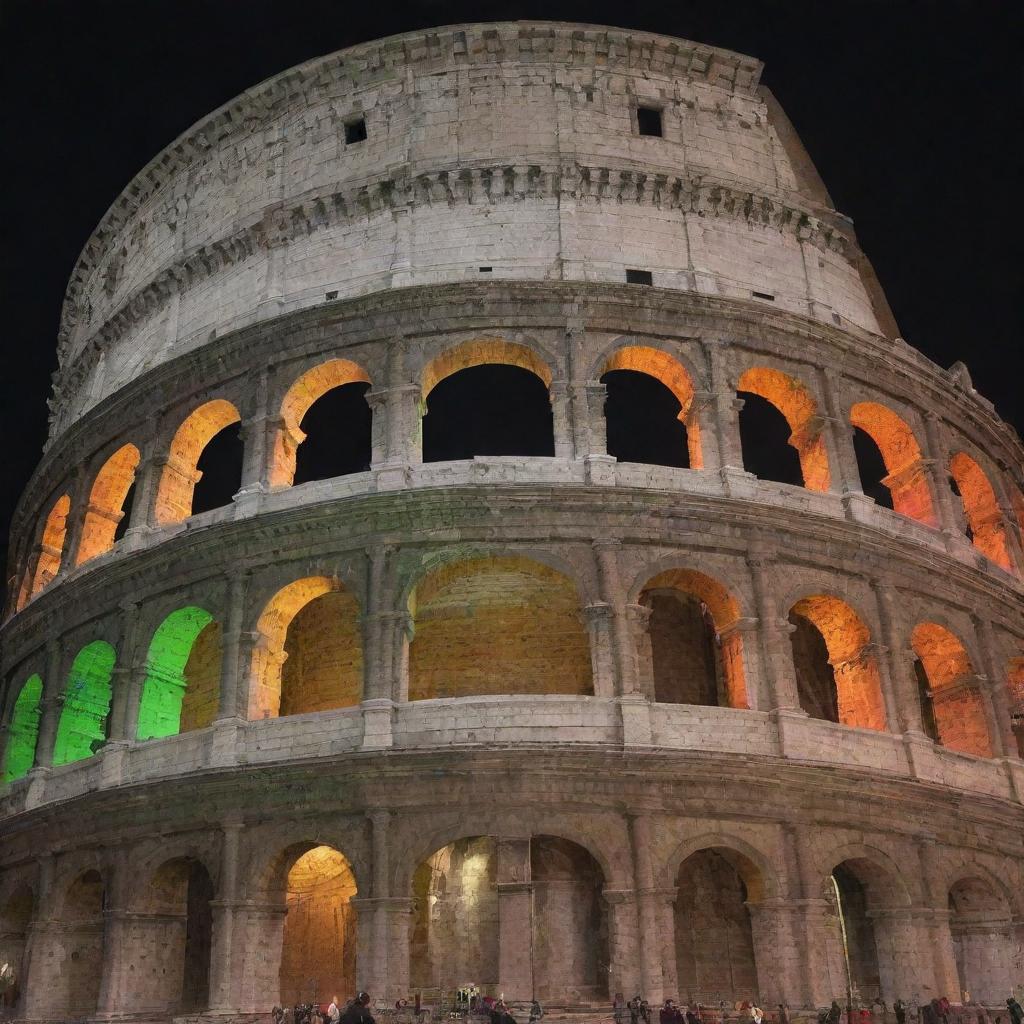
[583,603,617,699]
[236,367,272,501]
[122,437,162,540]
[921,413,965,542]
[33,638,64,768]
[208,819,245,1011]
[781,826,829,1007]
[96,848,134,1014]
[59,466,91,575]
[594,541,635,697]
[107,600,143,742]
[495,837,534,1001]
[746,898,804,1005]
[653,888,679,1001]
[371,811,391,994]
[625,602,655,702]
[579,381,616,483]
[719,616,768,711]
[914,840,961,1000]
[817,368,864,498]
[550,381,574,460]
[700,338,744,472]
[870,581,924,734]
[747,555,802,712]
[603,888,641,999]
[217,570,250,724]
[19,853,56,1018]
[628,815,664,1003]
[970,614,1018,758]
[870,907,935,1001]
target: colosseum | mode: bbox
[1,20,1022,1021]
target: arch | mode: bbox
[789,595,887,731]
[0,882,33,1009]
[408,555,592,700]
[155,399,242,525]
[850,402,936,525]
[639,568,748,709]
[53,868,106,1016]
[137,606,221,741]
[911,622,992,757]
[52,641,116,766]
[737,366,830,491]
[2,674,43,782]
[75,443,141,564]
[600,345,703,468]
[949,451,1013,571]
[421,338,553,398]
[948,873,1016,1004]
[270,358,372,488]
[660,831,779,897]
[251,576,362,719]
[26,493,71,602]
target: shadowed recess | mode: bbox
[52,641,116,766]
[2,674,43,782]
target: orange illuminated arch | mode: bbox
[600,346,703,468]
[737,367,830,491]
[849,402,936,525]
[422,339,553,400]
[949,452,1012,571]
[270,359,372,488]
[641,567,747,708]
[154,399,242,525]
[1009,656,1024,758]
[25,493,71,603]
[75,443,140,565]
[911,622,992,757]
[790,594,886,730]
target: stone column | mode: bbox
[96,847,134,1014]
[33,638,65,769]
[59,466,91,575]
[217,570,250,723]
[746,555,802,713]
[746,898,804,1005]
[122,437,163,540]
[817,368,864,498]
[19,853,56,1018]
[921,413,965,542]
[579,380,615,483]
[718,616,767,711]
[236,367,272,501]
[371,811,391,995]
[495,837,534,1001]
[970,614,1018,758]
[870,907,936,1001]
[628,815,664,1003]
[594,541,636,697]
[781,826,829,1007]
[652,888,679,1002]
[625,602,655,702]
[107,600,143,742]
[700,338,744,472]
[603,888,641,999]
[208,819,245,1011]
[550,381,574,460]
[870,581,924,735]
[914,840,961,999]
[583,603,617,699]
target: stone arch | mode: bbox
[638,567,748,709]
[154,398,242,525]
[788,593,887,731]
[737,366,830,491]
[910,622,992,757]
[598,344,703,468]
[53,640,117,766]
[949,450,1013,571]
[50,867,107,1017]
[659,831,780,898]
[250,576,363,719]
[270,358,372,488]
[0,881,33,1009]
[849,402,936,525]
[24,492,71,604]
[137,606,222,740]
[2,674,43,782]
[421,338,554,398]
[75,442,140,564]
[947,874,1016,1003]
[407,555,593,701]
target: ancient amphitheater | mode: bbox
[1,21,1022,1021]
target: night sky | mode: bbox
[1,0,1021,582]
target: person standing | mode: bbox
[328,997,342,1024]
[1006,1000,1023,1024]
[340,993,375,1024]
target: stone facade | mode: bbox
[1,21,1023,1021]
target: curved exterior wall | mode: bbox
[2,22,1024,1019]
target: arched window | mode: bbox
[54,870,106,1016]
[599,346,702,468]
[2,674,43,782]
[155,399,242,524]
[949,877,1016,1002]
[270,359,372,488]
[137,607,221,740]
[737,367,830,491]
[52,641,116,766]
[76,443,140,564]
[24,493,71,604]
[949,451,1013,571]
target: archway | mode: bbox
[0,884,33,1009]
[849,403,935,525]
[599,346,701,468]
[137,607,222,740]
[53,641,116,766]
[27,493,71,600]
[1009,656,1024,758]
[910,623,992,757]
[639,569,747,708]
[948,452,1012,571]
[2,674,42,782]
[948,876,1015,1003]
[737,367,830,491]
[408,557,592,700]
[155,399,242,524]
[76,443,140,564]
[53,869,106,1016]
[788,596,887,731]
[271,359,372,488]
[251,577,363,719]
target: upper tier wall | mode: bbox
[52,22,884,440]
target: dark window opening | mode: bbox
[790,611,840,723]
[584,88,594,102]
[626,269,653,286]
[479,266,493,273]
[192,423,243,515]
[112,480,136,543]
[293,382,373,485]
[325,290,338,300]
[752,291,775,301]
[601,369,689,468]
[637,106,663,137]
[181,862,215,1012]
[853,427,894,509]
[422,364,554,462]
[738,391,803,486]
[647,591,721,705]
[344,118,367,145]
[913,658,941,743]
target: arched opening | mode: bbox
[1009,656,1024,758]
[788,596,887,731]
[408,557,592,700]
[137,607,222,741]
[155,399,242,524]
[55,869,106,1016]
[53,641,116,766]
[271,359,373,488]
[910,623,992,757]
[674,847,763,1003]
[279,845,357,1007]
[949,452,1013,571]
[2,675,43,782]
[849,403,935,525]
[251,577,363,719]
[639,569,747,708]
[599,346,701,468]
[75,443,140,565]
[422,340,554,462]
[737,367,830,491]
[948,876,1015,1003]
[0,884,33,1009]
[27,493,71,600]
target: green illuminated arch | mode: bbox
[3,674,43,782]
[137,606,216,740]
[53,642,116,766]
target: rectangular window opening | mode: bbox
[626,269,653,286]
[345,118,367,145]
[479,266,493,273]
[325,290,338,301]
[637,106,663,137]
[752,290,775,301]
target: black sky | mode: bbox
[1,0,1021,576]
